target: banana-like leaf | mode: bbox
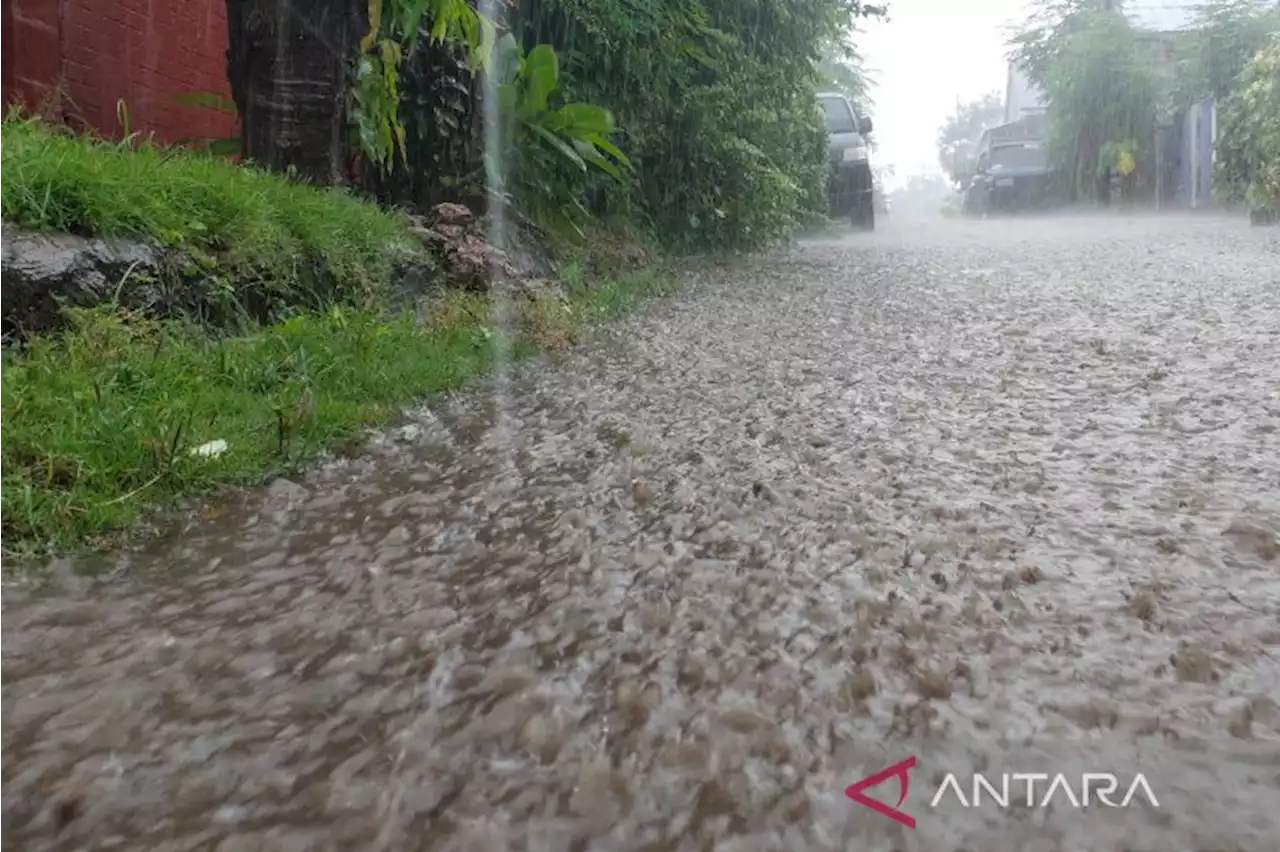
[584,133,632,170]
[522,45,560,117]
[572,139,622,179]
[361,0,382,54]
[556,103,615,134]
[528,122,586,172]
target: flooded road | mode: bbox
[4,214,1280,851]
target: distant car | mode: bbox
[963,122,1054,216]
[817,92,876,230]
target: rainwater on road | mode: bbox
[4,214,1280,851]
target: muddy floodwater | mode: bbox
[4,215,1280,851]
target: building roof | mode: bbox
[1125,0,1205,33]
[982,113,1049,147]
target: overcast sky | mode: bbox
[859,0,1037,189]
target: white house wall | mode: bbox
[1004,62,1046,123]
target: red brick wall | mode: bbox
[3,0,63,113]
[3,0,238,144]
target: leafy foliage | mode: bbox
[1216,35,1280,212]
[220,0,883,251]
[936,92,1005,187]
[352,0,496,172]
[1011,0,1104,87]
[1173,1,1280,213]
[1176,0,1280,102]
[489,35,633,241]
[507,0,886,250]
[817,37,875,116]
[359,34,483,210]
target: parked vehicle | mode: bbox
[963,120,1054,216]
[817,92,876,230]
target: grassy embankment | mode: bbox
[1,117,673,558]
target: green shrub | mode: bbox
[1216,37,1280,213]
[511,0,870,252]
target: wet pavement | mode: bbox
[4,214,1280,851]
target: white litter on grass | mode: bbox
[190,439,229,458]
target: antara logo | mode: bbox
[846,757,1160,829]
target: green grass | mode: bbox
[1,267,675,559]
[1,115,417,317]
[0,114,677,560]
[561,261,676,322]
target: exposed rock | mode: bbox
[3,223,445,339]
[580,230,654,276]
[429,202,474,227]
[407,202,649,293]
[387,245,446,308]
[2,228,167,339]
[407,203,537,292]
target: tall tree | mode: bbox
[936,93,1005,186]
[817,37,875,116]
[1178,0,1280,101]
[1012,2,1160,200]
[225,0,365,184]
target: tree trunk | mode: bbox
[225,0,364,185]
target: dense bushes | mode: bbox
[1179,1,1280,212]
[1216,36,1280,214]
[506,0,869,250]
[345,0,879,252]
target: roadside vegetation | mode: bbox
[1215,34,1280,218]
[2,0,883,558]
[1,268,673,555]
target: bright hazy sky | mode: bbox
[859,0,1036,189]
